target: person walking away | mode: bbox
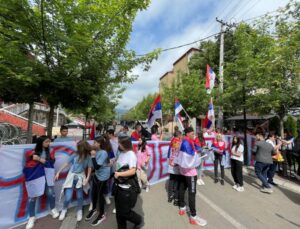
[114,136,143,229]
[136,137,151,192]
[24,136,59,229]
[212,134,226,185]
[230,136,245,192]
[252,129,276,194]
[55,140,92,221]
[54,125,73,142]
[167,130,182,205]
[266,134,282,186]
[174,127,207,226]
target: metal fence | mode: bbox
[0,123,27,145]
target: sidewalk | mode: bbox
[243,166,300,194]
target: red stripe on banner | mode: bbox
[158,143,170,179]
[147,143,156,181]
[18,181,28,218]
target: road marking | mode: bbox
[197,192,247,229]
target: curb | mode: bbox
[243,166,300,194]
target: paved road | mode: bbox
[17,170,300,229]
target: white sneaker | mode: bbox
[190,215,207,226]
[112,208,116,214]
[77,210,83,221]
[50,208,59,219]
[26,217,35,229]
[236,186,245,192]
[260,188,273,194]
[232,184,238,190]
[145,186,150,192]
[59,209,67,221]
[104,195,111,205]
[197,179,205,185]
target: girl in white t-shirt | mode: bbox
[114,136,143,228]
[230,136,245,192]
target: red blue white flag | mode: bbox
[203,98,215,129]
[147,95,162,128]
[205,64,216,94]
[174,98,184,131]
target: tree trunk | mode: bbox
[279,116,284,138]
[26,103,34,144]
[47,104,55,139]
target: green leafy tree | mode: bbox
[0,0,160,138]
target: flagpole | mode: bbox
[181,106,192,122]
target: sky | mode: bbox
[117,0,290,111]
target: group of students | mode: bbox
[166,127,249,227]
[23,125,151,229]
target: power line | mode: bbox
[136,32,221,56]
[136,5,290,57]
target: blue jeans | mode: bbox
[63,177,83,211]
[28,185,55,217]
[267,162,277,183]
[197,160,204,178]
[255,162,271,188]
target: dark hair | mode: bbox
[135,123,141,130]
[174,130,182,137]
[94,135,111,163]
[60,125,68,131]
[96,135,113,152]
[123,125,129,130]
[151,125,158,135]
[267,133,275,139]
[255,127,265,136]
[34,135,51,160]
[184,127,194,135]
[232,136,241,150]
[77,140,92,162]
[138,137,147,152]
[119,136,133,152]
[107,129,115,136]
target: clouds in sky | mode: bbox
[117,0,290,110]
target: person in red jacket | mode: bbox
[131,123,142,141]
[212,134,226,185]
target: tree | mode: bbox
[0,0,160,138]
[123,93,158,121]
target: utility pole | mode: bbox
[216,18,225,130]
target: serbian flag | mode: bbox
[203,98,214,129]
[23,151,46,198]
[174,137,201,169]
[205,64,216,94]
[175,99,184,131]
[147,95,162,128]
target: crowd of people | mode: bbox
[22,123,300,229]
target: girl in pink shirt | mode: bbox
[136,138,151,192]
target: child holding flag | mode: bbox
[24,136,59,229]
